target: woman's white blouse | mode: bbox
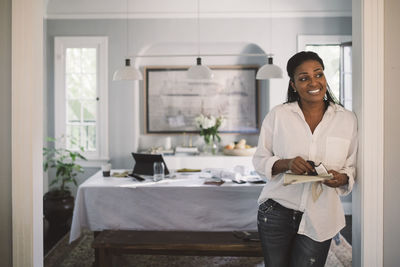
[253,102,358,242]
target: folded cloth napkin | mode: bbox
[112,171,130,178]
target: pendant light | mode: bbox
[256,0,283,80]
[187,0,213,80]
[256,54,283,79]
[113,0,143,81]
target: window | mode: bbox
[298,35,352,110]
[54,37,109,165]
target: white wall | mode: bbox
[46,16,351,171]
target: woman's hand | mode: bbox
[324,170,349,188]
[287,156,314,175]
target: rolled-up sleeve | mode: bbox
[336,112,358,196]
[252,113,280,180]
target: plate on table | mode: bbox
[223,147,257,156]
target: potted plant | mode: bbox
[43,137,86,232]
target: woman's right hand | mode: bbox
[287,156,315,175]
[272,156,315,175]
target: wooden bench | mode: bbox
[92,230,263,267]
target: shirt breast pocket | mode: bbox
[325,137,350,168]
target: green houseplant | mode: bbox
[43,137,86,232]
[43,137,86,196]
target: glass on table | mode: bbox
[153,161,165,181]
[101,163,111,177]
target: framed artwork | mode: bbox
[144,65,260,134]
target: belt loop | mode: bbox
[267,198,277,207]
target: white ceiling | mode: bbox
[45,0,352,19]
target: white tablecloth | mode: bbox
[69,170,264,243]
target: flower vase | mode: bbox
[203,138,219,155]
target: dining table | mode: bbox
[69,169,265,243]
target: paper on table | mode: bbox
[283,173,333,186]
[118,177,199,188]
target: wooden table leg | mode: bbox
[98,248,112,267]
[93,231,101,267]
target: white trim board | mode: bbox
[12,0,44,265]
[45,11,352,20]
[360,0,384,264]
[45,0,352,19]
[352,0,384,266]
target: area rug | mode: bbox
[44,231,351,267]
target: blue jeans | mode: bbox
[257,199,331,267]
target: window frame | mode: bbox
[54,36,109,167]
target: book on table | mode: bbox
[174,146,199,155]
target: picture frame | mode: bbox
[144,65,260,134]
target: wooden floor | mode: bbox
[44,218,71,255]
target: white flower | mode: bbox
[203,116,216,129]
[194,114,205,128]
[195,114,222,130]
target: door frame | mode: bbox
[11,0,384,266]
[351,0,384,266]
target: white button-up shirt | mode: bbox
[253,102,358,242]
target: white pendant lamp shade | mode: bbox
[256,56,283,80]
[187,57,213,80]
[113,58,143,81]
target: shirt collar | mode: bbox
[286,101,344,115]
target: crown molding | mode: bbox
[45,11,351,20]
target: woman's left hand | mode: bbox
[324,170,349,188]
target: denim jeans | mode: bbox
[257,199,331,267]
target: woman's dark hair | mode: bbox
[285,51,339,105]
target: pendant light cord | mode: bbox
[268,0,272,57]
[126,0,129,59]
[197,0,200,57]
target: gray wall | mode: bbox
[384,0,400,265]
[46,16,351,172]
[0,0,12,265]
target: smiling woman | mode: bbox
[290,60,327,111]
[253,51,358,267]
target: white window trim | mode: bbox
[297,35,352,52]
[54,36,109,167]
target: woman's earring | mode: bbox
[293,89,297,93]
